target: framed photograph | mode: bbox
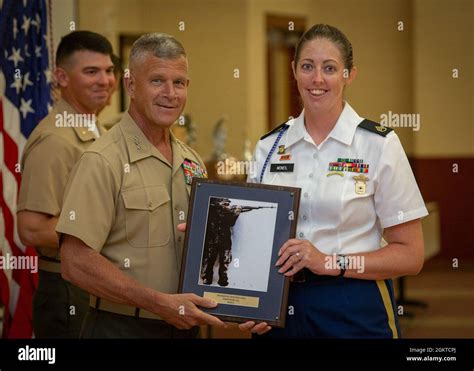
[178,179,301,327]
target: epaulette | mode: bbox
[358,119,393,137]
[260,122,289,140]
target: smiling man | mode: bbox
[56,33,225,338]
[17,31,115,338]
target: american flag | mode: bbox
[0,0,52,338]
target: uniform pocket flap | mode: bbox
[122,185,170,211]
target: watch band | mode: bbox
[337,254,346,277]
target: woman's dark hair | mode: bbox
[294,24,354,71]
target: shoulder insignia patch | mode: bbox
[260,122,289,140]
[358,119,393,137]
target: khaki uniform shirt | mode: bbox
[18,99,103,261]
[56,112,207,294]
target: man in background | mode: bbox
[17,30,116,338]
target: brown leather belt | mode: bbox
[38,257,62,273]
[90,295,162,321]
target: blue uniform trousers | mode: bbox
[263,272,401,338]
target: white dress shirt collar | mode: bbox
[285,102,364,149]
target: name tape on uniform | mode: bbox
[270,163,294,172]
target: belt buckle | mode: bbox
[94,297,101,308]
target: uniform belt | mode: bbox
[38,257,62,273]
[90,295,163,321]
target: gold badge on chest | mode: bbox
[353,174,369,195]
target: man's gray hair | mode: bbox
[129,33,186,69]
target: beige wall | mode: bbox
[73,0,472,159]
[79,0,248,160]
[245,0,313,150]
[308,0,415,153]
[51,0,77,58]
[414,0,473,157]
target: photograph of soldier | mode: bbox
[199,197,278,291]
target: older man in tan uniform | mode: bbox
[56,33,225,338]
[17,31,115,338]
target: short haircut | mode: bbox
[56,30,113,67]
[129,33,186,70]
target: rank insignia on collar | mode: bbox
[182,159,208,185]
[278,145,286,154]
[131,136,142,151]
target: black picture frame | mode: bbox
[178,179,301,328]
